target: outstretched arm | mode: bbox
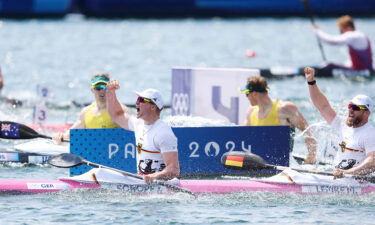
[0,67,3,90]
[281,102,317,164]
[106,79,131,130]
[52,106,87,144]
[313,27,349,46]
[304,67,336,124]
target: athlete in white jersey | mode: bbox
[129,116,178,175]
[304,67,375,178]
[313,15,373,71]
[106,80,179,184]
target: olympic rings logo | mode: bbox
[172,93,189,115]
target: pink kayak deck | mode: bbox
[2,178,374,195]
[0,179,299,195]
[178,180,300,194]
[0,179,99,194]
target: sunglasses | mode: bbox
[136,96,153,104]
[348,103,368,111]
[243,90,251,95]
[93,85,107,91]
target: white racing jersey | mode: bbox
[314,29,373,70]
[128,117,178,174]
[331,116,375,169]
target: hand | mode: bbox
[144,173,158,184]
[52,133,64,145]
[106,79,120,91]
[304,154,316,165]
[304,67,315,82]
[333,168,345,179]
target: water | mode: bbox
[1,15,375,224]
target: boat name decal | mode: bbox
[27,183,69,190]
[115,184,164,193]
[302,185,362,194]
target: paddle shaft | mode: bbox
[301,0,327,62]
[36,133,69,143]
[82,160,196,196]
[274,165,333,176]
[263,159,375,181]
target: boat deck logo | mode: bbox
[27,183,69,190]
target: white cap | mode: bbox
[351,94,373,112]
[135,88,164,110]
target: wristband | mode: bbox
[307,80,316,85]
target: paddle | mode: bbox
[292,154,330,166]
[221,151,375,182]
[301,0,327,62]
[0,96,23,107]
[221,151,333,176]
[48,153,196,196]
[0,121,69,142]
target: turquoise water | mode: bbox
[1,15,375,224]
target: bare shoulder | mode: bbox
[80,105,91,115]
[278,101,298,114]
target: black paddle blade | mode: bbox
[48,153,84,168]
[221,151,270,171]
[0,121,41,139]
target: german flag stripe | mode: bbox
[140,149,159,154]
[344,147,364,153]
[226,156,244,162]
[225,156,244,167]
[225,160,244,167]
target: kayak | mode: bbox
[1,168,374,195]
[0,139,68,164]
[0,149,53,164]
[13,139,69,155]
[260,66,374,78]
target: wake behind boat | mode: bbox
[0,168,374,195]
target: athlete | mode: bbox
[106,79,179,184]
[313,15,373,71]
[52,73,122,143]
[241,76,317,164]
[304,67,375,178]
[0,67,3,92]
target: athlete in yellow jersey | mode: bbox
[241,76,317,164]
[84,102,117,128]
[53,73,125,144]
[249,100,281,126]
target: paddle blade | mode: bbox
[48,153,84,168]
[0,121,41,139]
[221,151,271,171]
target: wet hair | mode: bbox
[337,15,355,30]
[246,76,269,93]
